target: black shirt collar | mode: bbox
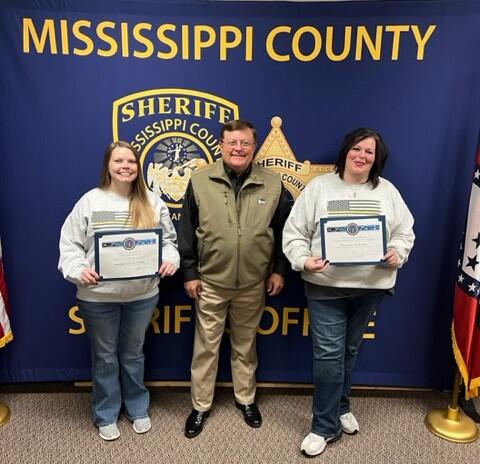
[223,161,252,182]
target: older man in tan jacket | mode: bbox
[178,120,291,438]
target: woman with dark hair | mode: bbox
[59,141,179,441]
[335,128,389,188]
[283,128,414,457]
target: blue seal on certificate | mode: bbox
[122,237,137,251]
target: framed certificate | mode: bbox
[94,228,162,281]
[320,216,387,265]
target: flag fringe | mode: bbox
[0,331,13,349]
[452,323,479,399]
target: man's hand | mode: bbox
[266,273,285,296]
[184,279,202,300]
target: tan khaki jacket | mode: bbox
[191,160,282,289]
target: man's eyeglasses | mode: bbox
[222,141,256,149]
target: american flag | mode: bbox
[0,238,12,348]
[453,145,480,399]
[327,199,382,215]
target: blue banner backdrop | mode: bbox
[1,0,479,388]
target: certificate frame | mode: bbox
[320,215,387,265]
[94,228,162,281]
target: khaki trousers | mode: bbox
[190,279,265,411]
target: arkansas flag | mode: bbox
[0,238,13,348]
[453,146,480,399]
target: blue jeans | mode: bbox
[307,293,384,437]
[78,294,158,426]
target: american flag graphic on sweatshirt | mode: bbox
[91,211,131,230]
[327,199,382,215]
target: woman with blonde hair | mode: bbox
[59,141,179,441]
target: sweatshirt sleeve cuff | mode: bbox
[293,256,308,272]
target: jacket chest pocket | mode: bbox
[244,193,277,229]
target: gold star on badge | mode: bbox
[255,117,333,199]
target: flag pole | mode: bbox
[0,401,11,427]
[425,368,478,442]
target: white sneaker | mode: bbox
[340,412,359,434]
[133,416,152,434]
[300,431,341,457]
[301,432,327,457]
[98,423,120,441]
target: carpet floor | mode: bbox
[1,385,479,463]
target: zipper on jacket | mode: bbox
[235,190,242,287]
[224,191,233,227]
